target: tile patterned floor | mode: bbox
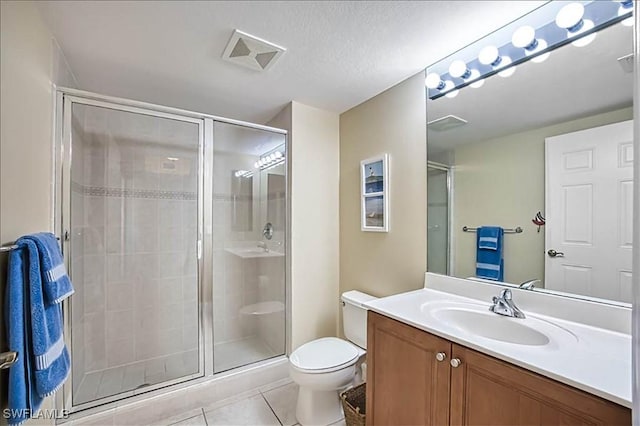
[168,381,346,426]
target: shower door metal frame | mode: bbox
[55,91,208,414]
[53,87,290,418]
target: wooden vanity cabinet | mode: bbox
[366,310,451,425]
[366,311,631,426]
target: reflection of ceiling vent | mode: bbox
[617,53,634,74]
[427,115,468,132]
[222,30,286,71]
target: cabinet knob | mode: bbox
[435,352,446,362]
[450,358,462,368]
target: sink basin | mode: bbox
[433,307,550,346]
[224,247,284,259]
[421,301,578,347]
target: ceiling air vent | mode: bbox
[222,30,286,71]
[428,115,468,132]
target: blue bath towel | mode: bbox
[5,237,72,425]
[23,233,73,304]
[476,226,504,281]
[5,244,41,425]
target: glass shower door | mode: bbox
[212,121,286,372]
[427,163,450,275]
[65,100,203,408]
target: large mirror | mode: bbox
[426,1,634,304]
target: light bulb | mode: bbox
[512,26,536,49]
[269,153,276,161]
[467,69,485,88]
[479,45,500,66]
[449,60,470,79]
[442,81,458,98]
[425,72,444,89]
[470,78,485,89]
[254,162,260,168]
[556,3,585,31]
[619,5,633,27]
[497,56,516,77]
[445,90,459,99]
[571,20,596,47]
[275,151,283,158]
[529,39,550,63]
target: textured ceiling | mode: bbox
[37,0,545,124]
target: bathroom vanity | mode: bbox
[366,312,630,425]
[364,276,632,426]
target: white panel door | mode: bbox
[545,120,633,302]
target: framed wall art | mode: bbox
[361,154,389,232]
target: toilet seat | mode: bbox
[290,337,359,374]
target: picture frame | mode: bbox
[361,154,389,232]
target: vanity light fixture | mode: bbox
[254,150,285,170]
[426,0,632,100]
[234,170,253,178]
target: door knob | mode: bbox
[435,352,446,362]
[450,358,462,368]
[547,249,564,258]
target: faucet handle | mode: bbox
[499,289,512,300]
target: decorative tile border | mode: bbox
[71,182,196,201]
[71,183,259,202]
[86,186,197,200]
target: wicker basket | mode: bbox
[340,383,366,426]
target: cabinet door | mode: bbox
[449,344,631,426]
[366,311,451,426]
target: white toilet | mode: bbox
[289,290,377,426]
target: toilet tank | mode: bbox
[341,290,378,349]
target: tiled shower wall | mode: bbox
[71,110,200,380]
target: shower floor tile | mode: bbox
[74,350,199,405]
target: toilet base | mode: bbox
[296,386,343,426]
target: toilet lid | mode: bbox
[290,337,359,371]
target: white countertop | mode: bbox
[364,288,632,408]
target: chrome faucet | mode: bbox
[519,279,540,290]
[489,289,526,319]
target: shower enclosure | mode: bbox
[57,90,287,412]
[427,162,451,275]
